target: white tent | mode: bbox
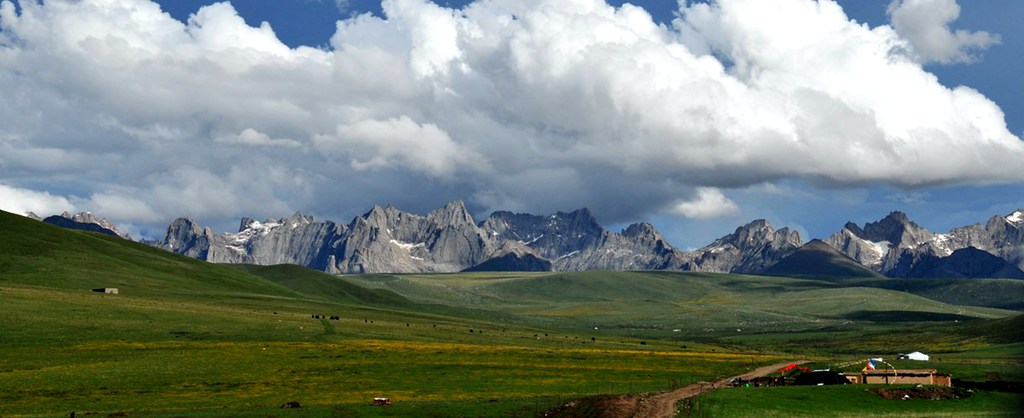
[906,351,929,361]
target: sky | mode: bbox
[0,0,1022,250]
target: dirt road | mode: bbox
[542,361,805,418]
[632,361,804,418]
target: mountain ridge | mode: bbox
[148,201,801,274]
[824,208,1024,277]
[22,204,1024,278]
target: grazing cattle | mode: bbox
[373,397,392,406]
[281,401,302,408]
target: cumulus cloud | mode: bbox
[216,128,302,148]
[668,187,741,219]
[887,0,1001,65]
[0,0,1020,235]
[314,116,485,177]
[0,183,75,216]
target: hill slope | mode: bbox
[0,209,297,297]
[0,210,424,310]
[762,239,884,279]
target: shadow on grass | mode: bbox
[841,310,979,323]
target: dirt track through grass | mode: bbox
[546,361,804,418]
[633,361,805,418]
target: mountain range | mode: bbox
[27,204,1024,278]
[150,201,804,275]
[823,210,1024,277]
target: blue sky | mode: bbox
[0,0,1021,249]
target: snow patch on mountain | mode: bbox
[1008,211,1024,225]
[865,239,891,262]
[389,239,425,251]
[930,234,954,256]
[229,220,281,245]
[521,234,544,245]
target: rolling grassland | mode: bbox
[2,210,1021,416]
[0,212,772,416]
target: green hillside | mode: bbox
[1,210,1021,416]
[344,270,1018,342]
[0,211,776,416]
[0,209,298,298]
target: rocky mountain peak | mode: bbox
[24,211,43,220]
[427,200,474,226]
[561,208,601,229]
[357,205,403,231]
[778,227,803,246]
[239,217,258,231]
[157,217,213,258]
[165,218,205,240]
[52,211,130,239]
[883,210,910,223]
[564,207,596,221]
[842,221,863,235]
[682,219,803,274]
[364,204,387,219]
[620,222,673,256]
[284,212,314,226]
[850,210,931,247]
[622,222,660,239]
[718,219,775,247]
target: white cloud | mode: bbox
[0,0,1020,232]
[668,188,740,219]
[887,0,1001,65]
[81,192,162,223]
[0,184,75,216]
[216,128,303,148]
[314,116,486,177]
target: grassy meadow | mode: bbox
[680,384,1022,417]
[2,210,1022,417]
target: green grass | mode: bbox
[343,271,1019,344]
[681,385,1023,417]
[0,282,770,416]
[0,212,778,416]
[2,210,1022,417]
